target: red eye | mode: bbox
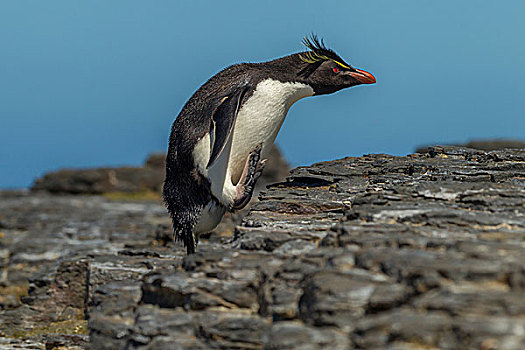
[333,67,339,73]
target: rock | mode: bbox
[263,321,350,350]
[143,153,166,169]
[298,270,377,331]
[0,249,9,285]
[416,138,525,153]
[197,311,270,349]
[1,145,525,348]
[31,166,163,195]
[89,282,143,350]
[0,337,46,350]
[30,145,290,195]
[45,334,89,350]
[127,305,207,349]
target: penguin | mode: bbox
[163,35,376,254]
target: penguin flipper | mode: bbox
[207,84,250,168]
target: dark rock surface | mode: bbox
[416,138,525,153]
[1,145,524,349]
[30,145,290,196]
[31,158,165,195]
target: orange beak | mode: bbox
[349,68,376,84]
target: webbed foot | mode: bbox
[232,144,266,210]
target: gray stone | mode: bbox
[263,321,349,350]
[31,145,289,195]
[1,145,525,349]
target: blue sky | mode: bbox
[1,1,524,188]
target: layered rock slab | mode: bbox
[0,146,524,349]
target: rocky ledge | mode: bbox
[1,146,524,349]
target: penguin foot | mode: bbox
[232,144,266,210]
[185,232,197,255]
[172,214,199,255]
[179,225,198,255]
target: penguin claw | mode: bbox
[247,147,262,174]
[232,145,266,210]
[255,158,267,180]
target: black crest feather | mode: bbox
[299,34,352,70]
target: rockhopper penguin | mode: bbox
[164,35,376,254]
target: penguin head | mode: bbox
[296,35,376,95]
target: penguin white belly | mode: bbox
[193,200,227,234]
[228,79,314,184]
[193,78,313,209]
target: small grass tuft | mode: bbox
[103,190,161,201]
[11,319,88,338]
